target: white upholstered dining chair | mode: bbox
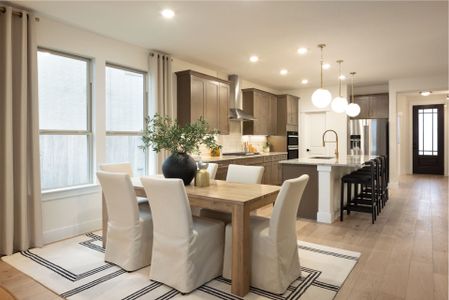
[96,171,153,271]
[99,162,148,206]
[222,174,309,294]
[199,164,265,221]
[207,162,218,179]
[140,177,224,293]
[226,164,264,184]
[99,162,133,176]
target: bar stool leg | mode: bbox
[340,181,344,221]
[347,182,351,215]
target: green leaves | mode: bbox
[141,114,219,155]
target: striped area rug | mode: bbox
[2,232,360,300]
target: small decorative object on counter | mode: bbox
[195,162,210,187]
[262,141,272,153]
[209,144,222,157]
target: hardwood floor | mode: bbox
[0,174,447,299]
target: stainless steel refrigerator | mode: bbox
[348,119,389,156]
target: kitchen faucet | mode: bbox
[322,130,339,159]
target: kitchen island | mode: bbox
[279,155,373,223]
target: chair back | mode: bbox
[270,175,309,243]
[140,177,193,239]
[207,163,218,179]
[96,171,139,227]
[226,164,264,184]
[100,162,133,176]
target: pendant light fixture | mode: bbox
[346,72,361,117]
[331,60,349,113]
[311,44,332,108]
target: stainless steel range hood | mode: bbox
[229,108,255,121]
[228,74,255,121]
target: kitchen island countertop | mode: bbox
[279,155,375,167]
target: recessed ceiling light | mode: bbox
[297,47,308,55]
[161,9,175,19]
[322,63,331,70]
[301,79,309,84]
[280,69,288,75]
[420,91,432,96]
[338,74,346,80]
[249,55,259,63]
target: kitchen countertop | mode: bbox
[199,152,287,163]
[279,155,375,167]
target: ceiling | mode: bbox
[17,1,448,91]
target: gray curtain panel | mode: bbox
[148,52,173,171]
[0,6,43,255]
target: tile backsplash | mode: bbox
[198,134,268,156]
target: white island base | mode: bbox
[280,155,373,223]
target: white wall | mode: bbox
[36,16,150,243]
[388,74,448,184]
[287,85,348,158]
[397,94,448,176]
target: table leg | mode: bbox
[231,205,250,296]
[102,193,107,248]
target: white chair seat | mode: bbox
[141,177,225,293]
[97,171,153,272]
[223,216,270,280]
[222,175,309,294]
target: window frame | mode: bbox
[38,47,93,190]
[105,63,149,174]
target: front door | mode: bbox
[412,104,444,174]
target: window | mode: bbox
[418,108,439,156]
[105,64,147,176]
[38,49,92,190]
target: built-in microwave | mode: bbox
[287,131,298,146]
[287,131,299,159]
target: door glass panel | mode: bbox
[418,112,423,154]
[418,108,438,156]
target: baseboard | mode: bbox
[43,219,102,244]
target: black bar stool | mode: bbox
[340,159,378,224]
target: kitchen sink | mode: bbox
[309,156,335,159]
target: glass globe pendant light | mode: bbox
[346,72,361,117]
[311,44,332,108]
[331,60,349,113]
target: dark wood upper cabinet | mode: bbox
[352,93,389,119]
[176,70,230,134]
[242,88,278,135]
[277,94,299,135]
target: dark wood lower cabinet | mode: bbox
[210,154,287,185]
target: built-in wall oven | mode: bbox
[287,131,299,159]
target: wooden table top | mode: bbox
[132,177,281,206]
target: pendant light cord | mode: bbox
[318,44,325,89]
[320,49,323,88]
[350,72,356,104]
[338,61,342,97]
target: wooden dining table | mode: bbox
[101,178,280,297]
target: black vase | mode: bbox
[162,152,197,185]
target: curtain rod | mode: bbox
[0,6,39,21]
